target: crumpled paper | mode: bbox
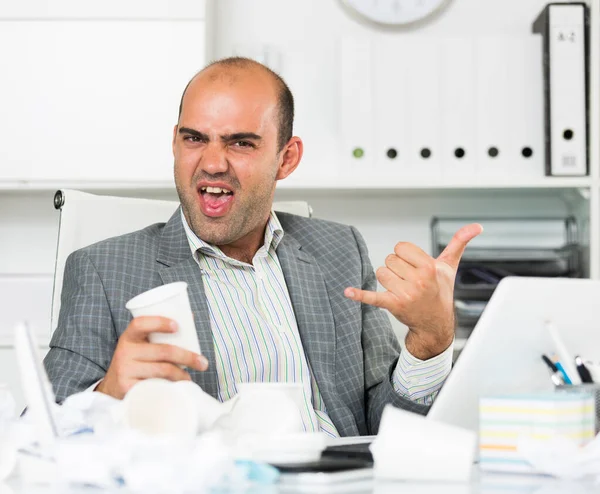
[0,384,32,482]
[0,386,15,423]
[2,380,323,492]
[518,434,600,481]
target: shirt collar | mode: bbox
[180,208,284,264]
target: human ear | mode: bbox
[276,137,303,180]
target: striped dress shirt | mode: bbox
[182,210,453,436]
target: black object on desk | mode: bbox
[321,442,374,464]
[275,456,372,474]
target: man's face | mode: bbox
[173,69,283,247]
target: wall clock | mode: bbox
[339,0,453,28]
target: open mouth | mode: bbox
[198,185,235,218]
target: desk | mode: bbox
[2,469,599,494]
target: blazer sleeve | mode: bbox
[43,249,117,403]
[349,227,430,434]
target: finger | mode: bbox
[124,316,178,342]
[131,362,192,382]
[393,242,433,269]
[376,267,412,297]
[344,287,399,311]
[437,223,483,269]
[137,343,209,371]
[384,254,418,282]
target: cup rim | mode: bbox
[126,282,188,311]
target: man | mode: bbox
[44,57,482,436]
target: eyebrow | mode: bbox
[178,127,262,142]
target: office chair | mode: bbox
[50,189,312,336]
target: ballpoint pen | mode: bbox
[553,359,573,385]
[575,356,594,383]
[545,320,581,384]
[541,354,566,386]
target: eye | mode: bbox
[234,140,255,149]
[183,135,202,143]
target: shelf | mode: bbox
[279,176,595,190]
[0,341,49,349]
[0,180,175,191]
[0,176,594,192]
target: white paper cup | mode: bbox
[233,382,305,434]
[122,379,199,437]
[237,382,305,412]
[125,282,201,356]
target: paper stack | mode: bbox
[371,404,477,482]
[479,392,595,473]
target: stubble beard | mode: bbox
[175,170,278,247]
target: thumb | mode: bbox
[437,223,483,269]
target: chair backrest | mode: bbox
[50,189,312,336]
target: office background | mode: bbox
[1,0,598,409]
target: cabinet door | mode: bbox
[0,19,205,182]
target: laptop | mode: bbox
[427,276,600,432]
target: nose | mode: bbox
[201,142,228,175]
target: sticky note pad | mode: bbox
[479,392,595,474]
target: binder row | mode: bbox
[340,3,589,178]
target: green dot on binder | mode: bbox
[353,147,364,159]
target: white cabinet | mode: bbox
[0,1,209,185]
[0,20,204,183]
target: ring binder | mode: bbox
[533,3,590,176]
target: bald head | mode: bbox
[178,57,294,151]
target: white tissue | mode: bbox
[0,385,15,423]
[174,381,225,432]
[0,385,16,481]
[0,385,30,482]
[17,449,58,486]
[235,432,327,464]
[6,379,321,489]
[58,390,122,436]
[53,433,131,488]
[0,441,17,482]
[371,405,477,482]
[518,434,600,480]
[120,431,233,494]
[0,483,15,494]
[214,388,303,436]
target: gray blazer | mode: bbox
[44,209,429,436]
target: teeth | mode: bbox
[201,186,232,194]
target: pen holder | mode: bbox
[556,384,600,433]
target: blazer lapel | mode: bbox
[156,209,218,398]
[276,233,337,408]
